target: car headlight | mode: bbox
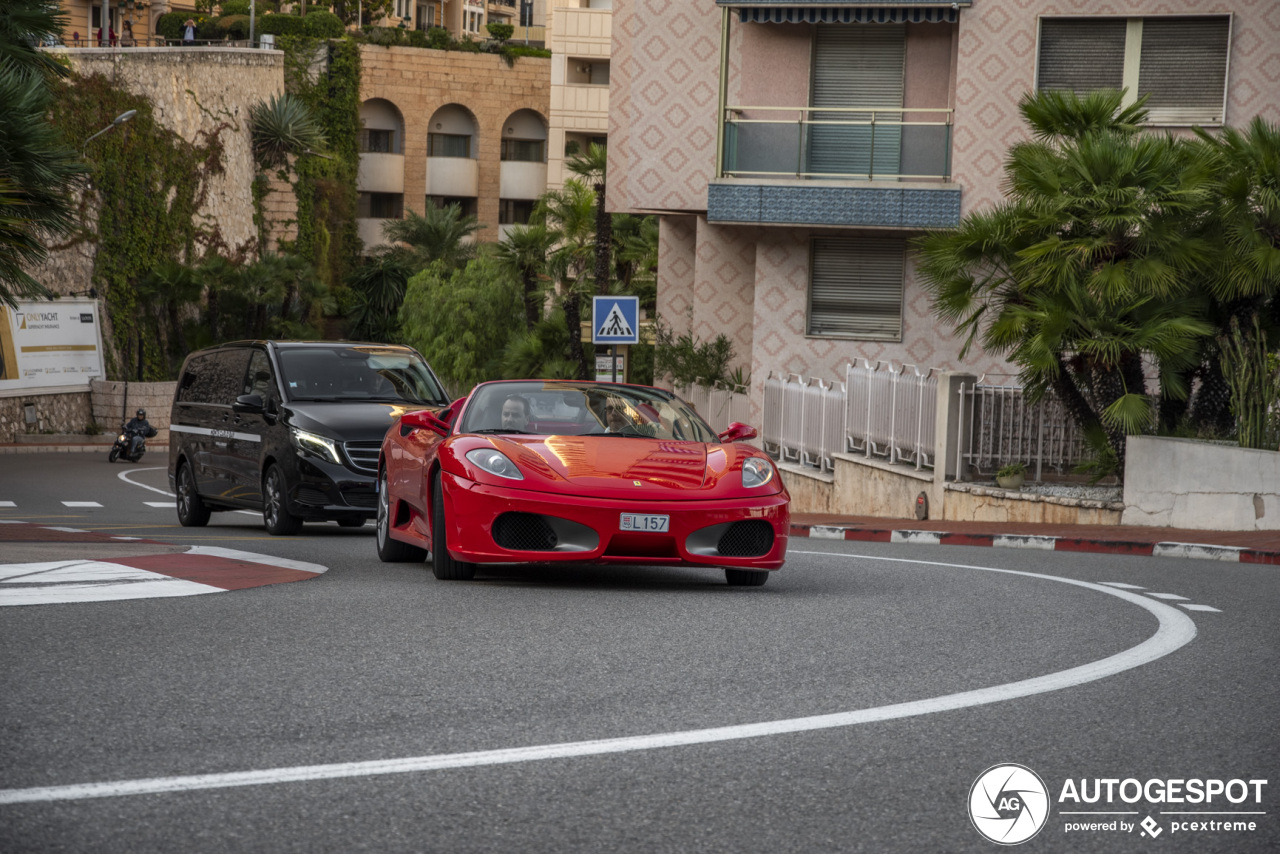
[466,448,524,480]
[742,457,775,489]
[290,427,341,464]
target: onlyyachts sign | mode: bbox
[969,764,1269,845]
[0,299,104,393]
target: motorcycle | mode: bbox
[108,422,157,463]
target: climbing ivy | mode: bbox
[48,73,231,380]
[279,35,362,320]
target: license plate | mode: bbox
[620,513,669,533]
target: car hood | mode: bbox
[283,401,430,443]
[448,435,780,499]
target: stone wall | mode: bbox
[90,380,179,431]
[1122,436,1280,531]
[0,392,94,443]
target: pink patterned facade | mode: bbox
[609,0,1280,421]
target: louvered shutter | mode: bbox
[1037,18,1125,93]
[808,238,905,340]
[1138,17,1230,125]
[809,25,904,179]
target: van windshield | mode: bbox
[278,347,448,405]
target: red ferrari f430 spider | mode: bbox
[376,380,789,585]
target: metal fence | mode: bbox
[956,380,1089,480]
[675,384,752,436]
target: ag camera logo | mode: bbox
[969,764,1050,845]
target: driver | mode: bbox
[125,408,157,456]
[500,394,531,432]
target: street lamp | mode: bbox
[82,109,137,157]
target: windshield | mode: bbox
[458,382,719,443]
[278,347,448,405]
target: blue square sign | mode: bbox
[592,296,640,345]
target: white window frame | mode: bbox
[1034,14,1233,127]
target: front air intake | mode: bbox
[493,512,559,551]
[716,520,774,557]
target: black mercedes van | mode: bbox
[167,341,449,535]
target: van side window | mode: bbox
[244,350,275,399]
[181,350,249,405]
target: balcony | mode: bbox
[499,161,548,200]
[426,156,479,198]
[711,105,961,228]
[356,153,404,195]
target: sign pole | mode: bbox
[611,344,618,382]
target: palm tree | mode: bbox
[136,260,204,372]
[347,251,414,341]
[565,141,611,295]
[247,94,328,171]
[382,203,481,271]
[612,212,659,308]
[538,180,597,379]
[0,0,86,308]
[495,222,553,330]
[917,89,1214,470]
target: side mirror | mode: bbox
[401,409,450,437]
[718,422,758,443]
[232,393,264,415]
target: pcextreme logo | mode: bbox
[970,765,1269,845]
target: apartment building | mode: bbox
[546,0,613,189]
[356,45,552,249]
[609,0,1280,420]
[389,0,549,41]
[57,0,198,45]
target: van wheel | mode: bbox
[262,464,303,536]
[431,476,475,580]
[176,462,211,527]
[337,517,365,528]
[377,468,426,562]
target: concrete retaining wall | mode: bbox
[0,392,94,443]
[1122,436,1280,531]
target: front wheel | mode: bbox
[175,462,211,527]
[262,464,303,536]
[431,475,475,580]
[108,446,120,463]
[725,568,769,587]
[377,468,426,563]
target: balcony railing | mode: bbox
[722,105,953,182]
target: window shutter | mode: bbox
[808,238,905,340]
[809,25,905,178]
[1138,16,1230,125]
[1037,18,1125,93]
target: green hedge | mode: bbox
[302,11,345,38]
[216,14,250,40]
[155,12,218,41]
[257,14,307,37]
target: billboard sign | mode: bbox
[0,299,106,394]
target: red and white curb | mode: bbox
[789,525,1280,565]
[0,546,327,607]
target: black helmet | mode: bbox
[136,408,146,418]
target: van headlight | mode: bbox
[466,448,524,480]
[742,457,775,489]
[290,427,341,464]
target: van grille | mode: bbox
[343,441,380,474]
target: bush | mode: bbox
[425,26,450,50]
[302,10,345,38]
[364,26,405,47]
[257,14,306,37]
[455,36,481,53]
[216,14,250,39]
[218,0,251,15]
[406,28,427,48]
[500,44,552,64]
[486,22,513,43]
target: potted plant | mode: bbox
[996,461,1026,490]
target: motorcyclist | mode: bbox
[124,408,157,458]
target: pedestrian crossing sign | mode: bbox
[592,296,640,344]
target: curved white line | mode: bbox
[0,552,1197,805]
[116,467,174,498]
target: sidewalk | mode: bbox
[790,513,1280,565]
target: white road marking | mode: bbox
[1145,593,1190,600]
[0,551,1198,805]
[185,546,327,575]
[61,502,102,508]
[1100,582,1145,589]
[1180,604,1222,613]
[0,501,15,507]
[145,502,177,508]
[0,520,24,524]
[0,561,221,606]
[42,527,89,533]
[119,467,260,517]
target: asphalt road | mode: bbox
[1,453,1278,853]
